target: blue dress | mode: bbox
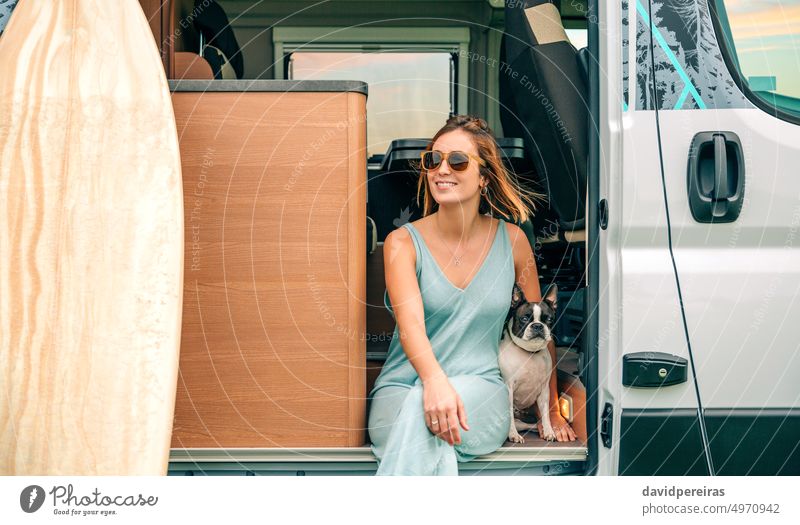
[367,217,514,475]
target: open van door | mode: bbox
[595,0,713,476]
[625,0,800,475]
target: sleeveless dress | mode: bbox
[367,216,515,475]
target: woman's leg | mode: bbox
[367,375,511,475]
[448,375,511,462]
[368,383,458,475]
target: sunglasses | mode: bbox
[420,150,486,172]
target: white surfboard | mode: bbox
[0,0,183,475]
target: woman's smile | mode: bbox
[434,180,458,190]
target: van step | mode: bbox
[168,431,588,475]
[170,443,587,463]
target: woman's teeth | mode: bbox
[436,182,457,188]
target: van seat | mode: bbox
[500,0,589,236]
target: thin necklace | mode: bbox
[432,216,481,266]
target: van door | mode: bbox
[642,0,800,475]
[597,0,716,476]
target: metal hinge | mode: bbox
[598,199,608,230]
[600,402,613,448]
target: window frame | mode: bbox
[708,0,800,125]
[272,26,470,115]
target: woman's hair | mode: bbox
[414,114,543,224]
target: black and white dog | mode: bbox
[498,282,558,443]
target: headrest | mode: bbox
[501,0,588,231]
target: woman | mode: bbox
[368,115,577,476]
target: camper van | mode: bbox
[131,0,799,475]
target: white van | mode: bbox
[138,0,797,476]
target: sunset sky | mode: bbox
[724,0,800,98]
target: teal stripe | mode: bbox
[674,85,690,109]
[636,0,707,109]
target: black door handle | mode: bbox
[687,131,745,223]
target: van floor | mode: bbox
[364,426,586,449]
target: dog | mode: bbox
[498,282,558,443]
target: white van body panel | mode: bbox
[654,108,800,408]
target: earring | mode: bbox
[480,184,489,196]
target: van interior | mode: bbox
[151,0,593,475]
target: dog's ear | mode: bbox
[542,283,558,309]
[510,282,527,311]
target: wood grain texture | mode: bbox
[171,90,367,448]
[0,0,184,475]
[138,0,171,73]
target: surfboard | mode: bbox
[0,0,184,475]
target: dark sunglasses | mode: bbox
[420,150,486,172]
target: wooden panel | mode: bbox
[174,51,214,79]
[0,0,184,475]
[171,91,367,448]
[138,0,170,73]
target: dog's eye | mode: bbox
[521,315,530,323]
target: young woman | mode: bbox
[368,115,577,476]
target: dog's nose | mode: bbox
[531,323,545,334]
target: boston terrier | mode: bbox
[498,282,558,443]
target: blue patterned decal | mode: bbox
[622,0,630,111]
[635,0,751,110]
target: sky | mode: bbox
[724,0,800,98]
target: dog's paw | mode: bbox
[508,430,525,444]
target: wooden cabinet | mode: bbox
[170,80,367,448]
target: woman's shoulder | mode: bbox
[385,221,414,244]
[405,215,430,231]
[503,219,526,242]
[384,223,417,267]
[503,220,531,261]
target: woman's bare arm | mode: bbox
[383,227,445,383]
[505,222,541,301]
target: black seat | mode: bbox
[500,0,589,234]
[368,137,538,241]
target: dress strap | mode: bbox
[384,222,423,318]
[401,223,423,276]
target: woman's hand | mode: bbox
[422,375,470,445]
[535,408,577,442]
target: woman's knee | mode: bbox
[368,384,425,446]
[447,375,510,455]
[448,375,510,411]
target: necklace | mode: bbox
[432,216,480,266]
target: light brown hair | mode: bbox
[415,114,543,224]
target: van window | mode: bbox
[712,0,800,118]
[288,52,454,157]
[565,29,588,50]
